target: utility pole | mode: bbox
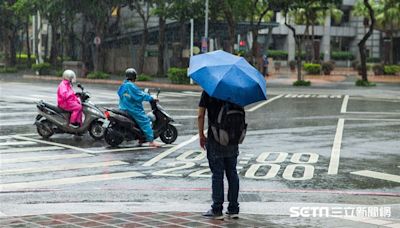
[204,0,209,51]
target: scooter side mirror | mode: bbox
[156,88,160,98]
[77,83,84,90]
[144,88,149,94]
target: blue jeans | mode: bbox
[206,138,239,213]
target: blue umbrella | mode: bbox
[188,50,267,107]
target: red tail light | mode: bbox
[104,111,110,119]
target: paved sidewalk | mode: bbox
[0,212,276,228]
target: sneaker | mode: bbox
[202,209,224,220]
[69,123,80,129]
[225,211,239,219]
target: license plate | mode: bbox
[102,119,110,128]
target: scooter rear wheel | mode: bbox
[104,126,124,147]
[36,119,54,139]
[160,124,178,144]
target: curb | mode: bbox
[22,75,203,92]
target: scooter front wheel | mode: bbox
[36,119,54,139]
[89,121,105,140]
[160,124,178,144]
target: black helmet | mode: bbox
[125,68,137,80]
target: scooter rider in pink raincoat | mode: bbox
[57,70,82,128]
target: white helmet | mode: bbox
[62,70,76,83]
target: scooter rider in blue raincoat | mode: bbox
[118,68,160,147]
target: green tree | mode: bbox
[153,0,173,77]
[353,0,400,64]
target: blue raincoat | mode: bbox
[118,80,154,142]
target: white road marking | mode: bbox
[345,111,400,115]
[6,96,39,101]
[143,135,199,167]
[12,135,92,153]
[340,95,349,113]
[246,94,284,112]
[0,146,64,154]
[239,161,249,165]
[351,170,400,183]
[2,153,92,164]
[12,135,172,154]
[0,112,37,117]
[0,161,128,175]
[0,121,33,127]
[328,118,345,175]
[174,115,197,120]
[0,141,37,146]
[340,216,398,226]
[88,144,174,153]
[0,171,144,192]
[0,105,34,109]
[345,118,400,122]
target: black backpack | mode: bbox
[211,102,247,146]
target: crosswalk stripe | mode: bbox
[0,146,64,154]
[0,171,145,192]
[0,141,37,146]
[2,153,92,164]
[0,121,33,127]
[0,112,37,117]
[0,161,128,175]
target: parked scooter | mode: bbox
[35,84,106,140]
[103,89,178,147]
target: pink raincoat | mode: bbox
[57,79,83,126]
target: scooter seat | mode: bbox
[111,109,131,119]
[41,102,71,114]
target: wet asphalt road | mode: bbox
[0,80,399,220]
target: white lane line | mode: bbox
[143,135,199,167]
[174,115,197,120]
[345,111,400,115]
[0,112,37,117]
[340,95,349,113]
[330,95,342,98]
[2,153,92,164]
[246,94,284,112]
[0,146,64,154]
[6,96,39,101]
[0,171,145,192]
[12,135,91,153]
[89,144,174,153]
[239,161,249,165]
[0,105,34,109]
[0,161,128,175]
[345,118,400,122]
[328,118,345,175]
[351,170,400,183]
[0,141,37,146]
[12,135,173,154]
[0,121,33,127]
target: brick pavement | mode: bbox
[0,211,274,228]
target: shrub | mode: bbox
[32,62,51,75]
[372,64,384,75]
[303,63,321,74]
[321,61,335,75]
[367,57,381,63]
[383,65,400,75]
[0,67,18,73]
[356,79,376,87]
[55,69,63,77]
[331,51,354,60]
[288,60,296,70]
[268,50,288,60]
[293,80,311,86]
[167,67,189,84]
[87,71,110,79]
[137,74,152,81]
[356,63,372,75]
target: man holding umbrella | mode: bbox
[190,50,267,220]
[198,92,241,220]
